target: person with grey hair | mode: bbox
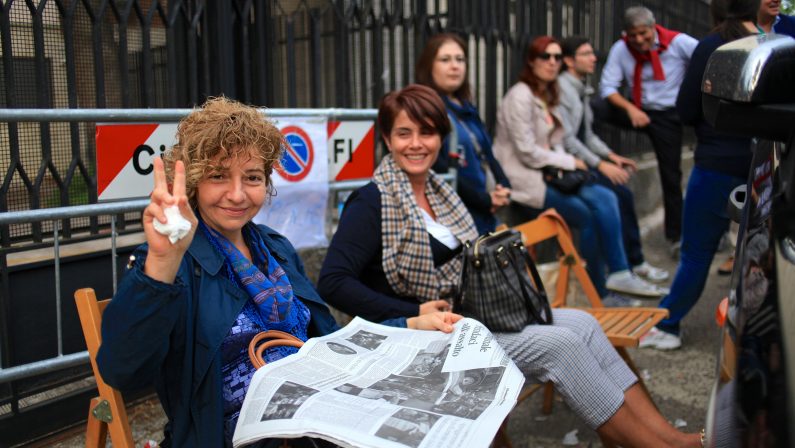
[623,5,656,30]
[596,6,698,258]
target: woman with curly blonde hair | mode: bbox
[96,97,461,447]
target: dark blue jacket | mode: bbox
[774,14,795,38]
[433,98,510,234]
[96,225,342,447]
[676,32,752,179]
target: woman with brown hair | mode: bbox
[319,84,702,447]
[415,33,512,234]
[95,97,460,447]
[493,35,666,304]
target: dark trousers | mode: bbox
[592,100,683,242]
[592,170,644,266]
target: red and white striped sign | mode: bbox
[327,121,375,181]
[95,123,178,201]
[96,119,370,201]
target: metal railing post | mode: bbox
[112,215,118,294]
[54,220,62,357]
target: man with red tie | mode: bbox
[596,6,697,257]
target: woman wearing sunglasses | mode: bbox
[493,35,665,304]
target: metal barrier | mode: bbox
[0,178,453,386]
[0,107,379,247]
[0,108,384,386]
[0,186,371,385]
[0,107,454,390]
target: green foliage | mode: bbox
[784,0,795,15]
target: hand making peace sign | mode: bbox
[142,157,198,283]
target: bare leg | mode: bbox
[596,403,671,447]
[596,398,701,448]
[623,384,702,447]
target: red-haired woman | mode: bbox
[493,36,666,304]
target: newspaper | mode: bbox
[233,317,525,448]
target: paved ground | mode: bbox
[44,208,733,448]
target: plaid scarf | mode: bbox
[373,155,478,302]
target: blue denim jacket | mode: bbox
[96,224,342,447]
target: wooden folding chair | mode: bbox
[493,210,668,448]
[512,210,668,389]
[74,288,135,448]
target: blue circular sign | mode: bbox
[277,125,314,182]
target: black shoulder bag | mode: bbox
[454,229,553,332]
[541,167,594,194]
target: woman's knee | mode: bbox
[582,184,619,213]
[535,326,588,359]
[545,194,592,229]
[554,309,602,334]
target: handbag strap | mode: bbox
[248,330,305,370]
[453,241,472,313]
[493,241,552,325]
[514,242,553,324]
[515,242,549,302]
[495,251,550,324]
[449,110,497,192]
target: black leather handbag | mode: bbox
[541,167,594,194]
[454,229,553,332]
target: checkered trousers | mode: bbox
[494,308,638,429]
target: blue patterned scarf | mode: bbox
[199,220,310,442]
[200,220,310,336]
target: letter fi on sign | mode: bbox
[333,138,354,164]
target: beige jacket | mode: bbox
[493,82,576,209]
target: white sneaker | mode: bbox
[606,271,668,298]
[633,261,670,282]
[639,327,681,350]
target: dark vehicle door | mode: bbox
[701,33,795,447]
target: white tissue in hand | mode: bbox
[152,205,192,244]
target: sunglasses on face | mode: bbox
[537,52,563,62]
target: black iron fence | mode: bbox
[0,0,711,247]
[0,0,712,444]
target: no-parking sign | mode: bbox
[271,117,328,186]
[277,125,315,182]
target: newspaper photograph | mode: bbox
[233,317,525,448]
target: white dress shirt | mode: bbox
[599,32,698,110]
